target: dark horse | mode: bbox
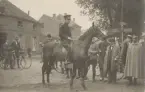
[42,39,68,84]
[42,25,104,90]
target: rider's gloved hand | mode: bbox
[68,37,72,40]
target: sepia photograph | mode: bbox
[0,0,144,92]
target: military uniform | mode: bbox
[59,23,72,46]
[59,14,72,49]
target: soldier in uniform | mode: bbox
[41,33,53,63]
[59,14,72,62]
[43,34,53,45]
[59,14,72,49]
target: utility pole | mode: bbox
[121,0,124,43]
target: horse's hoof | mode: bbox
[92,80,96,83]
[76,76,80,79]
[47,80,50,83]
[66,76,69,79]
[83,87,88,91]
[84,77,88,80]
[70,86,73,90]
[42,80,45,84]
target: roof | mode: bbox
[56,14,81,28]
[39,14,81,28]
[0,0,37,22]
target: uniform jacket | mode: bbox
[59,23,72,41]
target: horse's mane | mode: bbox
[79,26,104,40]
[79,26,94,40]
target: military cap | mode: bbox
[107,37,115,43]
[132,35,138,39]
[64,14,71,19]
[47,33,51,38]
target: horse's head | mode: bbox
[91,26,105,39]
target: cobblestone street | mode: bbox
[0,56,144,92]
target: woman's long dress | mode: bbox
[124,43,143,78]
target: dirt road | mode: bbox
[0,57,144,92]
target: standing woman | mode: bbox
[124,35,142,85]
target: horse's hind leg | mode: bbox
[70,67,76,90]
[42,63,46,84]
[47,57,54,83]
[66,68,70,78]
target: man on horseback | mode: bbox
[59,14,72,62]
[59,14,72,50]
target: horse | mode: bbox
[42,25,104,90]
[52,40,72,78]
[69,26,105,90]
[42,38,71,84]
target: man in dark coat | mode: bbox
[11,36,21,68]
[59,14,72,49]
[120,35,132,67]
[98,37,108,81]
[59,14,72,62]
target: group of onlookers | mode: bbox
[88,33,145,85]
[0,36,32,69]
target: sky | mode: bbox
[8,0,92,30]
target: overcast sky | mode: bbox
[8,0,92,30]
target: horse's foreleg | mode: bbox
[92,63,96,82]
[84,62,90,80]
[80,67,87,90]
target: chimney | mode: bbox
[28,11,30,15]
[64,13,67,16]
[73,18,75,22]
[53,14,56,18]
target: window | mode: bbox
[32,37,37,51]
[41,23,44,28]
[33,24,37,30]
[17,21,23,27]
[0,6,5,14]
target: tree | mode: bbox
[76,0,144,35]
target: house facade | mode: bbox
[39,14,81,40]
[0,0,43,53]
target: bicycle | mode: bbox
[19,50,32,69]
[0,50,16,69]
